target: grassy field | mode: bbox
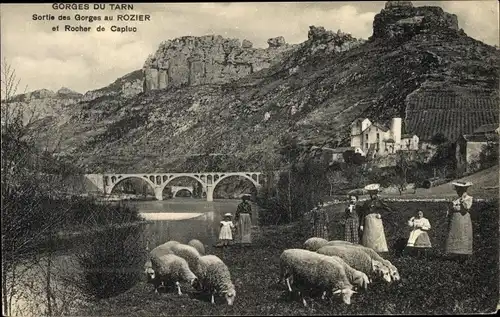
[77,200,498,315]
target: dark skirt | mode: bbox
[344,217,359,243]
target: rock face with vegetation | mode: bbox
[143,35,298,91]
[372,0,458,40]
[26,1,499,173]
[82,70,144,101]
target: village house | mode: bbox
[319,146,365,164]
[455,123,500,175]
[350,117,419,160]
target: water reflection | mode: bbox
[127,198,259,249]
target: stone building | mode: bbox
[456,123,500,175]
[320,146,365,164]
[350,117,419,159]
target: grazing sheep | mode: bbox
[188,239,206,255]
[145,266,155,282]
[150,253,198,295]
[279,249,357,306]
[317,245,391,283]
[147,241,199,281]
[170,243,202,272]
[150,240,181,258]
[195,255,236,305]
[326,240,400,282]
[327,256,370,291]
[303,237,329,251]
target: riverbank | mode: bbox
[77,199,498,316]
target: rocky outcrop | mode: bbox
[10,88,82,102]
[82,70,143,101]
[56,87,82,99]
[281,26,365,68]
[143,35,297,91]
[306,26,365,54]
[372,1,460,40]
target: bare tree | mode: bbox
[1,59,79,316]
[326,169,347,196]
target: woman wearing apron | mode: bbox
[359,184,393,253]
[445,181,474,260]
[406,210,432,257]
[235,194,253,247]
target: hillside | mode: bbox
[29,1,499,173]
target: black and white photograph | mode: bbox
[1,1,499,315]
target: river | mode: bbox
[130,198,259,249]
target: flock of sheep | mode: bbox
[280,237,401,306]
[143,236,401,308]
[144,239,236,305]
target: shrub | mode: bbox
[75,218,147,299]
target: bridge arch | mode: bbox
[212,173,261,197]
[172,187,194,198]
[159,174,206,196]
[107,175,156,195]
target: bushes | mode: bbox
[75,221,147,299]
[257,159,329,225]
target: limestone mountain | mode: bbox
[28,1,499,173]
[143,35,298,91]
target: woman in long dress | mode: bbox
[359,184,392,253]
[445,181,474,258]
[235,195,253,247]
[311,201,330,240]
[406,210,432,256]
[342,194,360,243]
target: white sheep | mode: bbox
[317,245,392,283]
[326,240,400,282]
[279,249,357,306]
[150,253,198,295]
[188,239,206,255]
[326,255,370,291]
[303,237,329,251]
[150,240,181,258]
[147,241,199,281]
[169,243,202,273]
[194,255,236,305]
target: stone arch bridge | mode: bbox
[84,172,262,202]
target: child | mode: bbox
[218,213,235,247]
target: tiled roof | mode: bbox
[371,122,390,132]
[473,123,500,134]
[361,122,390,134]
[401,134,415,139]
[350,117,369,125]
[463,133,499,143]
[322,147,355,153]
[405,88,499,142]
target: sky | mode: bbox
[1,1,498,94]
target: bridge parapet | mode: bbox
[85,172,262,202]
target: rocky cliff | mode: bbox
[82,70,143,101]
[372,0,459,40]
[7,88,83,125]
[143,35,298,91]
[26,1,500,173]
